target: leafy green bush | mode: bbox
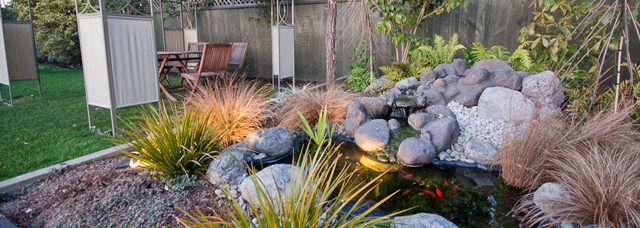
[465,42,533,72]
[117,104,224,178]
[346,42,375,92]
[411,33,465,69]
[179,109,406,227]
[380,61,422,82]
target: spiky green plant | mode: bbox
[116,104,224,178]
[179,109,407,228]
[411,33,465,69]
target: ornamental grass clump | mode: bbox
[179,109,406,228]
[117,104,224,178]
[499,104,640,227]
[188,76,274,147]
[276,86,357,131]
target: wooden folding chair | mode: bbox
[227,42,248,76]
[186,42,207,72]
[181,44,232,94]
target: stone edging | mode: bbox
[0,144,131,194]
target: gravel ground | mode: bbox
[0,155,228,228]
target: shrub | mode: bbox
[379,61,422,83]
[117,104,224,178]
[276,87,357,131]
[188,76,274,147]
[346,42,375,92]
[178,110,405,227]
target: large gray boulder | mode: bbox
[358,97,389,118]
[420,69,437,84]
[477,87,535,123]
[421,117,459,152]
[533,183,572,217]
[464,138,498,165]
[344,103,369,137]
[451,59,468,75]
[397,137,437,167]
[239,164,305,208]
[395,77,421,90]
[522,71,564,114]
[355,119,390,152]
[433,64,456,77]
[393,213,459,228]
[244,127,294,158]
[408,113,438,130]
[207,147,249,186]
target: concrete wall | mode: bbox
[196,1,540,81]
[197,2,393,81]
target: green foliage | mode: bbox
[9,0,81,65]
[179,109,406,228]
[117,105,224,178]
[297,107,334,147]
[370,0,466,63]
[518,0,640,114]
[465,42,533,72]
[380,61,422,82]
[411,33,465,69]
[346,42,375,92]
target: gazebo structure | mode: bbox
[0,2,41,106]
[74,0,160,135]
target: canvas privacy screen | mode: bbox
[77,13,159,109]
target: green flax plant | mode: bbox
[179,108,406,228]
[117,104,225,178]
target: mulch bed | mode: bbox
[0,155,225,227]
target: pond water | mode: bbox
[336,142,522,228]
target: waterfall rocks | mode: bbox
[244,127,294,158]
[345,103,369,137]
[421,117,460,152]
[477,87,535,123]
[463,138,499,166]
[533,183,573,217]
[522,71,564,115]
[397,137,437,167]
[354,119,391,152]
[393,213,460,228]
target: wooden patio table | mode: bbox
[157,50,202,101]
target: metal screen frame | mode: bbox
[0,4,41,107]
[75,0,160,136]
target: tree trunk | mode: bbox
[325,0,337,88]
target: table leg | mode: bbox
[157,55,176,101]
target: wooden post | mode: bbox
[325,0,337,88]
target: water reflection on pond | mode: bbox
[337,142,522,228]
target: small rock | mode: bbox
[408,113,438,130]
[207,148,249,186]
[464,138,498,166]
[388,119,401,132]
[230,189,238,196]
[460,158,476,164]
[533,183,572,217]
[214,189,223,196]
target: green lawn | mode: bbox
[0,64,180,181]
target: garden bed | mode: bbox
[0,155,225,227]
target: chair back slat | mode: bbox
[229,42,249,66]
[199,44,232,73]
[186,42,207,63]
